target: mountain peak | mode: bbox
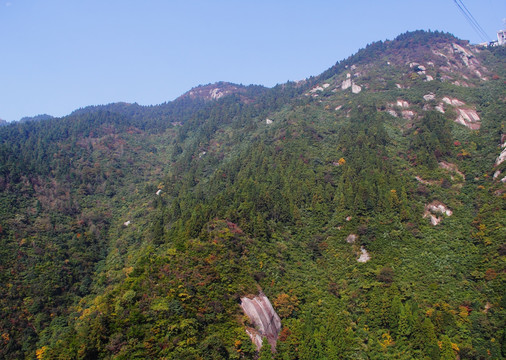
[177,82,248,102]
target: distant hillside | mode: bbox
[19,114,54,123]
[0,30,504,360]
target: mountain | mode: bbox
[0,30,504,360]
[19,114,55,123]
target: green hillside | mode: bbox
[0,30,504,359]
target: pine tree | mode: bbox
[258,338,273,360]
[398,303,413,338]
[440,335,455,360]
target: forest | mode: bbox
[0,30,504,359]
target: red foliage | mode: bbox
[278,327,292,342]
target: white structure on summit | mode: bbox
[498,30,506,46]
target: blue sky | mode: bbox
[1,0,504,121]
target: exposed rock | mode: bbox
[351,83,362,94]
[441,97,480,129]
[423,93,436,101]
[442,97,465,107]
[493,170,501,179]
[346,234,357,244]
[396,83,402,89]
[427,214,441,226]
[439,161,465,180]
[415,176,438,185]
[456,108,480,130]
[335,105,343,111]
[435,103,445,113]
[341,78,352,90]
[322,83,330,88]
[357,246,371,263]
[123,220,131,226]
[156,189,162,196]
[423,201,452,226]
[495,147,506,166]
[453,43,473,57]
[210,88,224,100]
[240,292,282,352]
[266,118,273,125]
[310,86,324,93]
[387,109,398,117]
[396,99,410,108]
[401,110,415,120]
[425,75,434,81]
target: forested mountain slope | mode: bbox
[0,30,504,359]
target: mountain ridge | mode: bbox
[0,30,504,360]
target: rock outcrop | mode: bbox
[357,246,371,263]
[423,201,452,226]
[240,292,281,351]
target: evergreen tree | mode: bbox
[440,335,455,360]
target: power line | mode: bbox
[453,0,489,41]
[456,0,490,40]
[453,0,490,42]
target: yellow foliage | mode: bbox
[36,346,48,360]
[380,332,394,349]
[337,157,346,166]
[123,266,134,276]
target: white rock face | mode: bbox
[496,148,506,166]
[441,97,480,129]
[310,86,324,93]
[387,109,398,117]
[456,108,481,130]
[346,234,357,244]
[396,99,410,108]
[266,118,273,125]
[341,78,352,90]
[357,246,371,263]
[401,110,415,119]
[156,189,162,196]
[240,292,282,351]
[426,75,434,81]
[493,170,501,179]
[424,201,452,226]
[322,83,330,88]
[423,93,436,101]
[435,104,445,113]
[452,43,473,58]
[442,97,465,107]
[351,83,362,94]
[210,88,224,100]
[124,220,131,226]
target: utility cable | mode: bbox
[453,0,490,42]
[456,0,490,40]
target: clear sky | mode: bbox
[1,0,505,121]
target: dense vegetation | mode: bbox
[0,30,504,359]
